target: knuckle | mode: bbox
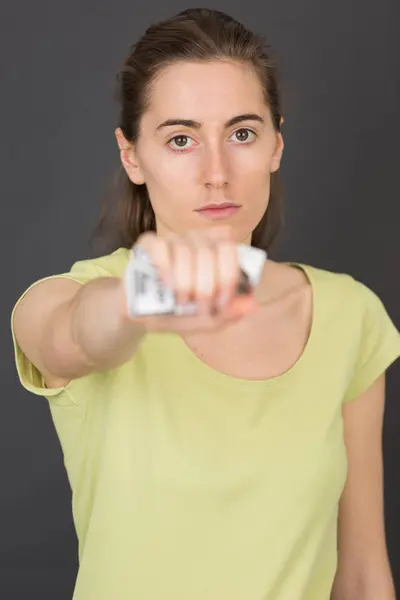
[135,231,157,249]
[218,238,237,254]
[173,242,192,263]
[137,236,165,259]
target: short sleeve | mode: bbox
[11,247,130,404]
[343,279,400,403]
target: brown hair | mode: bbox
[92,8,285,255]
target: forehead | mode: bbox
[145,60,267,121]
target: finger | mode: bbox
[168,236,194,306]
[186,231,217,315]
[135,232,172,285]
[215,240,240,310]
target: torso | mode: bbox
[180,260,313,380]
[33,252,374,600]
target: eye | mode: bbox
[167,135,194,151]
[230,128,257,143]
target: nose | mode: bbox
[202,144,229,189]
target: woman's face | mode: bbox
[116,60,284,244]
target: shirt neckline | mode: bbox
[165,262,319,393]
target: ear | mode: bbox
[115,127,145,185]
[270,120,284,173]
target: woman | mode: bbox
[11,8,400,600]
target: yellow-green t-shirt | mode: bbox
[11,248,400,600]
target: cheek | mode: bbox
[231,141,273,172]
[230,148,272,194]
[140,151,198,222]
[143,149,196,193]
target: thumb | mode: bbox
[222,294,259,321]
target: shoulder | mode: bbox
[298,262,400,402]
[295,262,382,311]
[11,246,132,405]
[296,262,400,351]
[69,247,131,281]
[271,260,364,311]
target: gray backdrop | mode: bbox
[2,0,400,598]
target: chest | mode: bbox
[181,286,313,380]
[99,344,347,501]
[91,378,347,570]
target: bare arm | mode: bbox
[331,374,396,600]
[13,227,257,390]
[13,276,146,388]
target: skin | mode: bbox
[331,375,396,600]
[116,60,283,244]
[115,60,395,598]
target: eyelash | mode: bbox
[167,128,257,153]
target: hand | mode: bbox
[126,226,259,333]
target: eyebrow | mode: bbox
[156,113,265,131]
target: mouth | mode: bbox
[195,203,242,221]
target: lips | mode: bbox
[195,203,242,221]
[197,202,240,210]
